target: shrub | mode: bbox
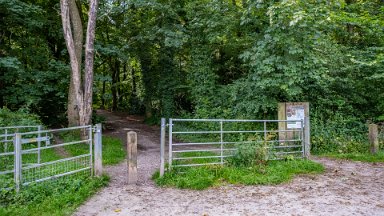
[311,112,369,154]
[0,108,42,127]
[227,141,269,167]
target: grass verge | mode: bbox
[0,175,109,216]
[153,159,324,190]
[321,151,384,163]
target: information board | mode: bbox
[286,105,305,129]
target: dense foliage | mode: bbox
[1,0,383,152]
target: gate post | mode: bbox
[94,124,103,177]
[160,118,166,177]
[37,125,42,164]
[127,131,137,184]
[168,119,173,171]
[304,117,311,158]
[369,124,379,154]
[14,133,22,192]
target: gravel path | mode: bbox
[74,111,384,216]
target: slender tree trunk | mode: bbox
[111,59,119,111]
[101,64,106,109]
[82,0,98,126]
[131,67,137,96]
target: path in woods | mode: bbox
[75,110,384,216]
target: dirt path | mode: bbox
[75,111,384,216]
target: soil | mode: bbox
[74,110,384,216]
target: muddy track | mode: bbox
[74,110,384,216]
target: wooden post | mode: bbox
[278,103,286,143]
[160,118,166,177]
[127,131,138,184]
[369,124,379,154]
[94,124,103,176]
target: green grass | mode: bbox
[0,175,109,216]
[321,151,384,163]
[64,135,126,165]
[153,159,324,190]
[101,136,126,165]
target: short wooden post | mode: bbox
[127,131,138,184]
[160,118,166,177]
[94,124,103,176]
[369,124,379,154]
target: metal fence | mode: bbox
[0,124,103,191]
[160,118,310,175]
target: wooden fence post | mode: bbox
[369,124,379,154]
[94,124,103,176]
[127,131,138,184]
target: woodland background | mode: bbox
[1,0,383,153]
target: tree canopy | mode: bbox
[1,0,383,127]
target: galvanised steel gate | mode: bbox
[0,125,102,191]
[160,118,310,176]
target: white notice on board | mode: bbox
[286,105,305,129]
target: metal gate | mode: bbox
[0,125,102,191]
[160,118,309,176]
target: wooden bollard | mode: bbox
[369,124,379,154]
[127,131,138,184]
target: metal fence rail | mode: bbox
[160,118,310,175]
[0,124,103,192]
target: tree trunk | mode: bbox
[82,0,98,126]
[61,0,98,127]
[101,64,106,109]
[61,0,84,127]
[111,59,119,111]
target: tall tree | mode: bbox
[60,0,99,126]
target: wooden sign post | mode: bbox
[278,102,310,158]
